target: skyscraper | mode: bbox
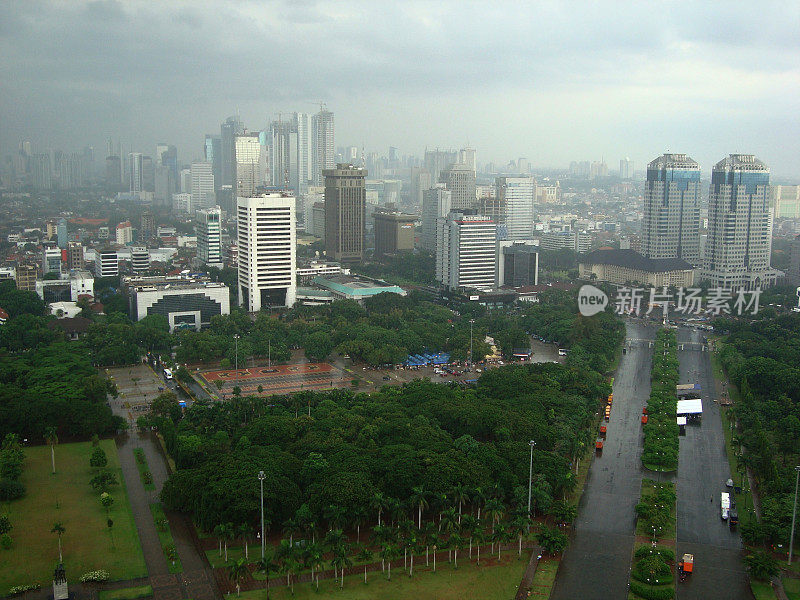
[190,161,215,212]
[702,154,779,289]
[496,176,535,240]
[424,149,458,187]
[640,153,701,266]
[105,156,121,186]
[237,193,297,311]
[422,185,452,251]
[204,134,222,189]
[30,154,52,190]
[270,117,297,191]
[324,164,366,263]
[128,153,143,193]
[296,112,313,192]
[312,109,334,186]
[619,157,635,179]
[140,211,156,241]
[440,163,476,210]
[234,133,263,197]
[196,206,223,269]
[435,210,497,291]
[220,115,244,188]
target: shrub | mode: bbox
[133,448,145,464]
[1,533,12,549]
[79,570,110,583]
[142,471,153,485]
[629,581,675,600]
[8,584,40,596]
[631,554,673,585]
[634,545,674,562]
[89,447,108,468]
[0,479,25,501]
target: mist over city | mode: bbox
[1,2,800,600]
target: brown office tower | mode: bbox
[15,264,37,291]
[373,210,416,256]
[67,241,85,270]
[324,164,366,263]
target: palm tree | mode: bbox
[324,504,347,532]
[492,523,507,561]
[255,555,278,600]
[428,532,440,572]
[472,487,487,520]
[282,518,300,546]
[451,484,469,524]
[406,532,419,578]
[51,521,65,562]
[44,426,58,474]
[410,486,428,529]
[304,541,323,586]
[332,545,352,588]
[484,498,505,553]
[237,523,250,560]
[351,506,367,543]
[461,514,476,558]
[220,522,235,562]
[381,544,397,580]
[213,523,225,556]
[227,557,248,597]
[323,529,347,579]
[433,492,449,525]
[356,545,373,584]
[450,532,464,568]
[371,525,389,572]
[283,556,299,595]
[386,497,404,527]
[440,508,459,563]
[422,521,436,566]
[511,515,529,556]
[473,523,486,566]
[370,492,386,526]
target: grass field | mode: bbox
[751,580,778,600]
[226,552,530,600]
[783,577,800,600]
[150,503,182,574]
[0,440,146,593]
[527,556,557,598]
[98,585,154,600]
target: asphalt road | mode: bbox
[551,320,658,600]
[675,327,750,599]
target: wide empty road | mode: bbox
[551,320,656,600]
[675,327,750,599]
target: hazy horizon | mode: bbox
[1,0,798,177]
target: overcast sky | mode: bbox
[1,0,799,177]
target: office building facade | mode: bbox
[496,176,535,240]
[497,241,539,287]
[436,211,497,291]
[422,185,452,251]
[324,165,366,263]
[237,193,297,311]
[128,152,143,193]
[312,109,335,186]
[234,133,263,197]
[15,264,37,292]
[641,153,701,265]
[196,206,223,269]
[190,161,215,212]
[220,115,244,188]
[702,154,779,289]
[67,241,84,270]
[94,248,119,278]
[440,163,476,210]
[373,210,416,256]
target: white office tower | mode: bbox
[440,163,477,210]
[312,109,334,186]
[496,176,535,240]
[237,193,297,311]
[190,161,215,212]
[180,168,192,193]
[196,206,223,269]
[130,246,150,273]
[234,133,263,197]
[296,112,313,193]
[128,152,143,193]
[436,211,497,291]
[422,184,452,251]
[702,154,780,289]
[459,147,477,173]
[641,153,701,265]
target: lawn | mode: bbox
[150,503,182,573]
[783,577,800,600]
[98,585,154,600]
[751,580,777,600]
[634,479,676,541]
[527,556,558,598]
[0,440,146,593]
[227,552,530,600]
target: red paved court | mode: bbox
[202,362,335,381]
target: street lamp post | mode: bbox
[469,319,475,369]
[527,440,536,526]
[789,465,800,566]
[234,334,240,389]
[258,470,266,560]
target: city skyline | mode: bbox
[0,1,798,177]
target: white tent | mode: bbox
[677,398,702,416]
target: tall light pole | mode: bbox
[789,465,800,566]
[258,470,266,560]
[234,334,240,389]
[469,319,475,369]
[527,440,536,526]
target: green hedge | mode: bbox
[630,580,676,600]
[634,545,674,562]
[642,329,679,471]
